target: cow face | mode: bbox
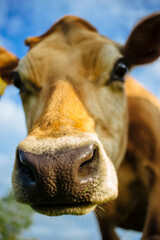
[1,14,160,216]
[13,16,124,215]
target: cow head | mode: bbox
[1,13,160,216]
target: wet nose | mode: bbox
[14,145,98,202]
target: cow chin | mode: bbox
[12,133,118,216]
[31,203,97,216]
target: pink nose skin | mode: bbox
[13,145,99,205]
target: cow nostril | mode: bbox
[78,148,98,179]
[17,150,36,186]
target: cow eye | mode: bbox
[109,58,129,84]
[114,62,128,79]
[11,72,25,91]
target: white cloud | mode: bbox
[0,97,26,139]
[0,89,27,159]
[28,0,147,32]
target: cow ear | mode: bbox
[124,12,160,66]
[0,47,19,96]
[25,36,42,48]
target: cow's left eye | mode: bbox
[109,58,129,84]
[11,72,25,91]
[114,62,128,80]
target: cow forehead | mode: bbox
[18,31,122,88]
[40,15,98,38]
[25,15,98,47]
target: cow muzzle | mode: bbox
[12,134,118,216]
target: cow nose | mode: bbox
[15,145,98,201]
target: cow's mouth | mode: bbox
[31,202,96,216]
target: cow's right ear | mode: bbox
[0,47,19,96]
[124,12,160,66]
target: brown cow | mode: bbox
[0,13,160,240]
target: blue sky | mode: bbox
[0,0,160,239]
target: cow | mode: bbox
[0,13,160,240]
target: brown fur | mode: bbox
[30,80,95,138]
[97,78,160,239]
[1,13,160,239]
